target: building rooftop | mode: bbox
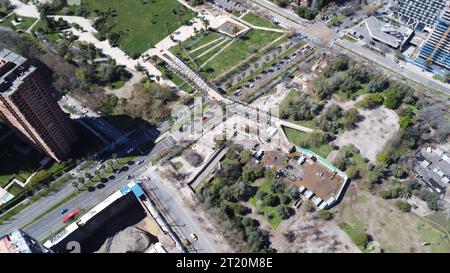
[364,16,413,49]
[0,48,35,95]
[0,229,50,253]
[294,159,344,203]
[415,147,450,191]
[392,0,448,29]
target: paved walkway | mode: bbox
[105,70,143,99]
[50,16,175,88]
[9,0,40,18]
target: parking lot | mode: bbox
[208,0,246,14]
[228,42,315,101]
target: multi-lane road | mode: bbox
[335,39,450,96]
[144,170,221,252]
[245,0,450,96]
[0,131,176,241]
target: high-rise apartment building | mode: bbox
[0,48,77,162]
[418,3,450,70]
[392,0,448,29]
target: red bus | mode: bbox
[62,208,80,223]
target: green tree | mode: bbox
[390,163,406,178]
[78,177,87,188]
[278,206,294,220]
[343,108,360,129]
[28,170,51,189]
[264,194,280,207]
[239,149,252,164]
[84,172,92,180]
[72,181,81,191]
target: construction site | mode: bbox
[43,181,185,253]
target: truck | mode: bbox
[62,208,80,223]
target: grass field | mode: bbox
[170,32,227,69]
[171,29,282,80]
[337,191,450,253]
[72,0,195,54]
[201,30,282,79]
[283,127,332,158]
[241,12,283,30]
[182,32,223,53]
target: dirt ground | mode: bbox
[333,106,399,163]
[270,205,360,253]
[303,23,335,43]
[245,178,359,253]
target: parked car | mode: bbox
[190,233,198,241]
[126,175,134,180]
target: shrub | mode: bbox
[395,200,411,212]
[318,210,333,220]
[239,149,252,164]
[346,166,360,179]
[379,190,392,199]
[354,232,369,249]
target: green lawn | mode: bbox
[184,32,223,53]
[283,127,310,144]
[171,29,283,81]
[343,34,357,43]
[328,15,346,28]
[171,32,230,69]
[417,220,450,253]
[337,145,368,170]
[433,75,445,82]
[200,30,282,79]
[283,127,332,158]
[0,14,37,31]
[339,222,368,252]
[73,0,196,54]
[108,80,125,90]
[241,12,283,30]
